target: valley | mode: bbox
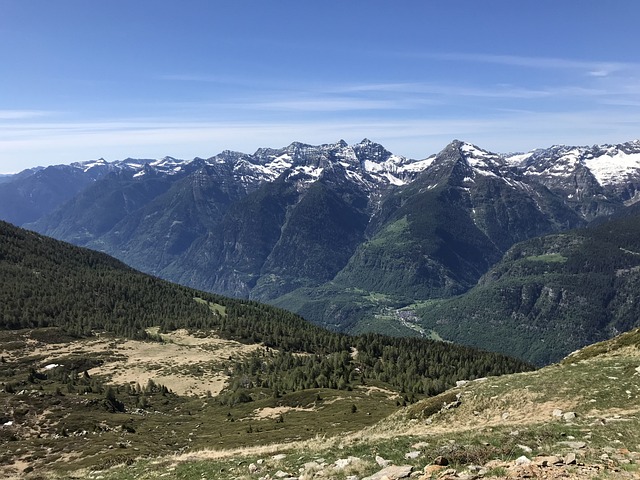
[3,139,640,363]
[0,220,530,478]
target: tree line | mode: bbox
[0,220,533,400]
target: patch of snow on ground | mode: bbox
[460,143,487,157]
[401,157,435,173]
[584,150,640,186]
[364,159,384,172]
[383,172,405,185]
[504,152,533,166]
[295,165,323,179]
[79,159,108,171]
[472,167,498,177]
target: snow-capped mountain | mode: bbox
[147,139,433,190]
[2,137,640,333]
[505,140,640,218]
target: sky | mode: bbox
[1,0,640,173]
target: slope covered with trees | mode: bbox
[417,204,640,365]
[0,220,532,399]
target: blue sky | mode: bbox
[1,0,639,172]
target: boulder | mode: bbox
[362,465,413,480]
[534,455,561,466]
[423,465,444,476]
[335,456,360,470]
[558,441,586,449]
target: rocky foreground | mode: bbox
[218,440,639,480]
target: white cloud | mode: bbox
[419,52,636,74]
[0,110,56,120]
[1,107,639,174]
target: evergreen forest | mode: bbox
[0,220,532,401]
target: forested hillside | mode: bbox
[0,220,532,399]
[416,204,640,365]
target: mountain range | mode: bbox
[3,138,640,363]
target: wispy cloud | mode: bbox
[0,110,56,120]
[338,82,612,100]
[418,52,636,76]
[1,108,639,169]
[246,97,436,111]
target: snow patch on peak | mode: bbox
[460,143,501,161]
[458,143,504,178]
[402,156,435,173]
[504,152,533,167]
[77,158,108,172]
[286,164,324,185]
[264,153,294,174]
[363,159,384,173]
[585,150,640,186]
[383,172,406,186]
[149,156,187,174]
[460,142,486,156]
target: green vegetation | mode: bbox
[416,209,640,365]
[0,220,530,395]
[0,329,403,475]
[0,220,534,476]
[61,329,640,480]
[524,253,567,263]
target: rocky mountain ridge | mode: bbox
[4,138,640,226]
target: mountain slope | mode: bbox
[335,141,582,297]
[416,203,640,365]
[42,328,640,480]
[0,220,531,478]
[5,138,640,341]
[272,141,585,331]
[0,164,103,226]
[510,140,640,219]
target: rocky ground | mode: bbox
[220,446,640,480]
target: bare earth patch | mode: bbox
[252,405,317,419]
[87,329,261,396]
[355,385,402,400]
[24,329,261,397]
